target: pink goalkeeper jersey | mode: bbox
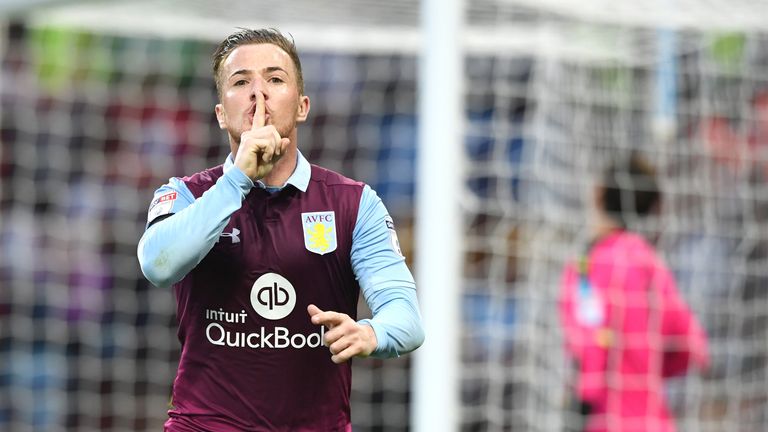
[559,231,709,432]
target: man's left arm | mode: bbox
[350,185,424,358]
[309,185,424,362]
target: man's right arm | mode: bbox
[137,167,253,288]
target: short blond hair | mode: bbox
[212,28,304,97]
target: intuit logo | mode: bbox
[203,274,323,350]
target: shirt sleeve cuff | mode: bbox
[358,318,399,358]
[223,165,254,196]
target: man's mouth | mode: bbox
[247,106,270,124]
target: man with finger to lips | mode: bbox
[137,28,424,431]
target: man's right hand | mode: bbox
[234,91,290,181]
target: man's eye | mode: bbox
[233,79,247,86]
[268,77,284,83]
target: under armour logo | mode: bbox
[219,228,240,244]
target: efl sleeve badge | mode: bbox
[147,191,178,222]
[385,215,404,257]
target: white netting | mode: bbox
[1,1,768,431]
[0,8,418,431]
[462,4,768,432]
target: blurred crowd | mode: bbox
[1,19,767,432]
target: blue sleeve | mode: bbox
[137,167,254,288]
[352,185,425,358]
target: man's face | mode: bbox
[214,43,309,146]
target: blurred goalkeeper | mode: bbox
[137,28,424,431]
[559,153,709,432]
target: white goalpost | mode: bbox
[413,0,464,430]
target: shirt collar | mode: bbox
[223,150,311,192]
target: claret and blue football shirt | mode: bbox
[138,151,423,431]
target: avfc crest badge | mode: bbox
[301,211,337,255]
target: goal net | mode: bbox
[1,1,767,431]
[461,2,768,432]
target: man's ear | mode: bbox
[296,95,310,123]
[215,104,227,130]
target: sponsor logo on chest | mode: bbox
[301,211,337,255]
[250,273,296,320]
[203,272,325,350]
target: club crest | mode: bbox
[301,211,337,255]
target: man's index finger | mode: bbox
[313,311,345,328]
[252,91,266,130]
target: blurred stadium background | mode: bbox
[1,0,767,431]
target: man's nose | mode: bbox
[250,80,267,99]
